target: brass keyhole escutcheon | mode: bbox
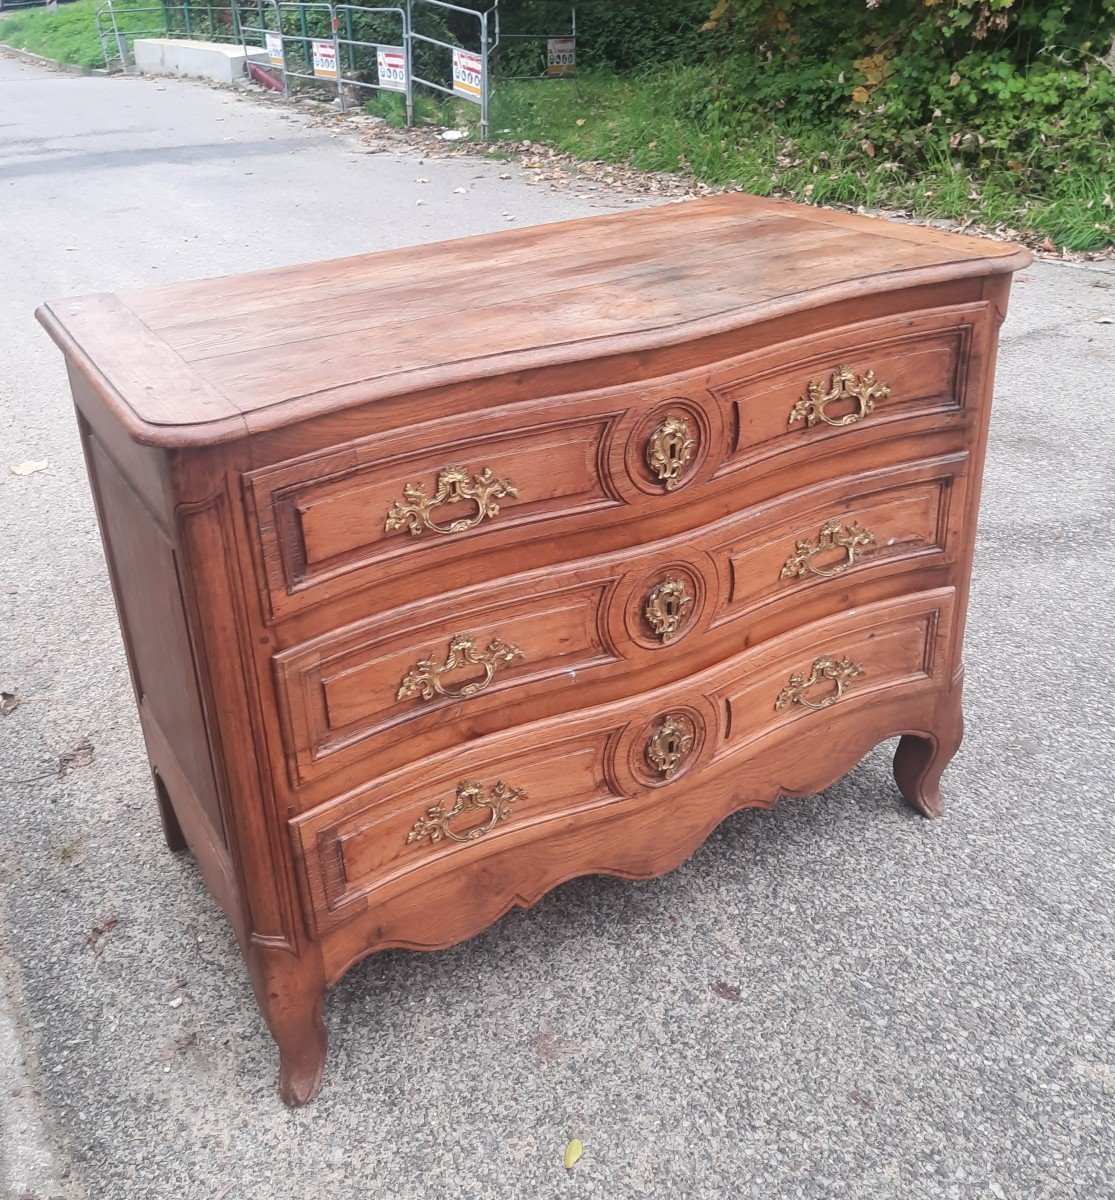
[646,414,696,491]
[645,713,695,779]
[644,576,694,643]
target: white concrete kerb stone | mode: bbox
[133,38,268,85]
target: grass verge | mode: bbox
[484,72,1113,253]
[0,0,174,70]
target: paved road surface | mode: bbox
[1,51,1113,1200]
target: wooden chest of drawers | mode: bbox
[37,195,1029,1105]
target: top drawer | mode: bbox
[245,303,990,620]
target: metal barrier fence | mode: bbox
[493,4,574,83]
[407,0,492,140]
[93,0,571,141]
[337,6,412,123]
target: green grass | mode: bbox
[486,72,1114,252]
[0,0,164,69]
[363,89,443,128]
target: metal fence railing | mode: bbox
[93,0,572,141]
[407,0,493,140]
[492,4,574,84]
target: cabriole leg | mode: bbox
[893,699,965,819]
[249,949,329,1107]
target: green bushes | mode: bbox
[489,0,1114,248]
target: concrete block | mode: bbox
[133,38,267,86]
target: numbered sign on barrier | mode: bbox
[546,37,575,77]
[376,45,406,92]
[452,48,483,100]
[264,32,284,68]
[312,39,338,79]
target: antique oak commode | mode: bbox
[38,196,1029,1104]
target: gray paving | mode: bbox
[1,52,1113,1200]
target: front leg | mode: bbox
[248,946,329,1106]
[893,693,964,819]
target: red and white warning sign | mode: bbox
[452,48,483,100]
[312,39,337,79]
[376,45,406,92]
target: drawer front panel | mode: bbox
[247,411,627,619]
[714,307,984,476]
[712,452,965,629]
[246,305,987,621]
[275,575,623,785]
[292,588,954,932]
[275,454,966,788]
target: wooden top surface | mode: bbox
[37,194,1029,446]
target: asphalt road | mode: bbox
[1,51,1113,1200]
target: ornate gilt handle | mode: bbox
[646,415,696,491]
[775,655,866,712]
[385,464,517,537]
[780,520,877,580]
[406,780,525,848]
[397,633,523,702]
[788,367,890,429]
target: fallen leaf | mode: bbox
[58,738,94,776]
[158,1031,198,1061]
[851,86,869,104]
[1,692,19,716]
[564,1138,583,1169]
[10,460,48,477]
[1038,236,1057,252]
[861,140,876,158]
[575,118,586,127]
[948,71,960,87]
[439,129,467,141]
[86,916,118,953]
[711,981,741,1001]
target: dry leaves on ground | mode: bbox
[58,738,94,776]
[10,460,48,476]
[86,916,118,954]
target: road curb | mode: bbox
[0,41,112,75]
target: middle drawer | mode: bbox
[273,451,967,791]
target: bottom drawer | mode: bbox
[292,587,954,937]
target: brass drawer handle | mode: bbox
[397,633,523,702]
[385,464,517,537]
[780,520,877,580]
[644,576,694,643]
[788,367,890,429]
[646,415,696,491]
[775,656,866,712]
[646,713,694,779]
[406,780,524,847]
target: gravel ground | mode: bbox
[1,52,1113,1200]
